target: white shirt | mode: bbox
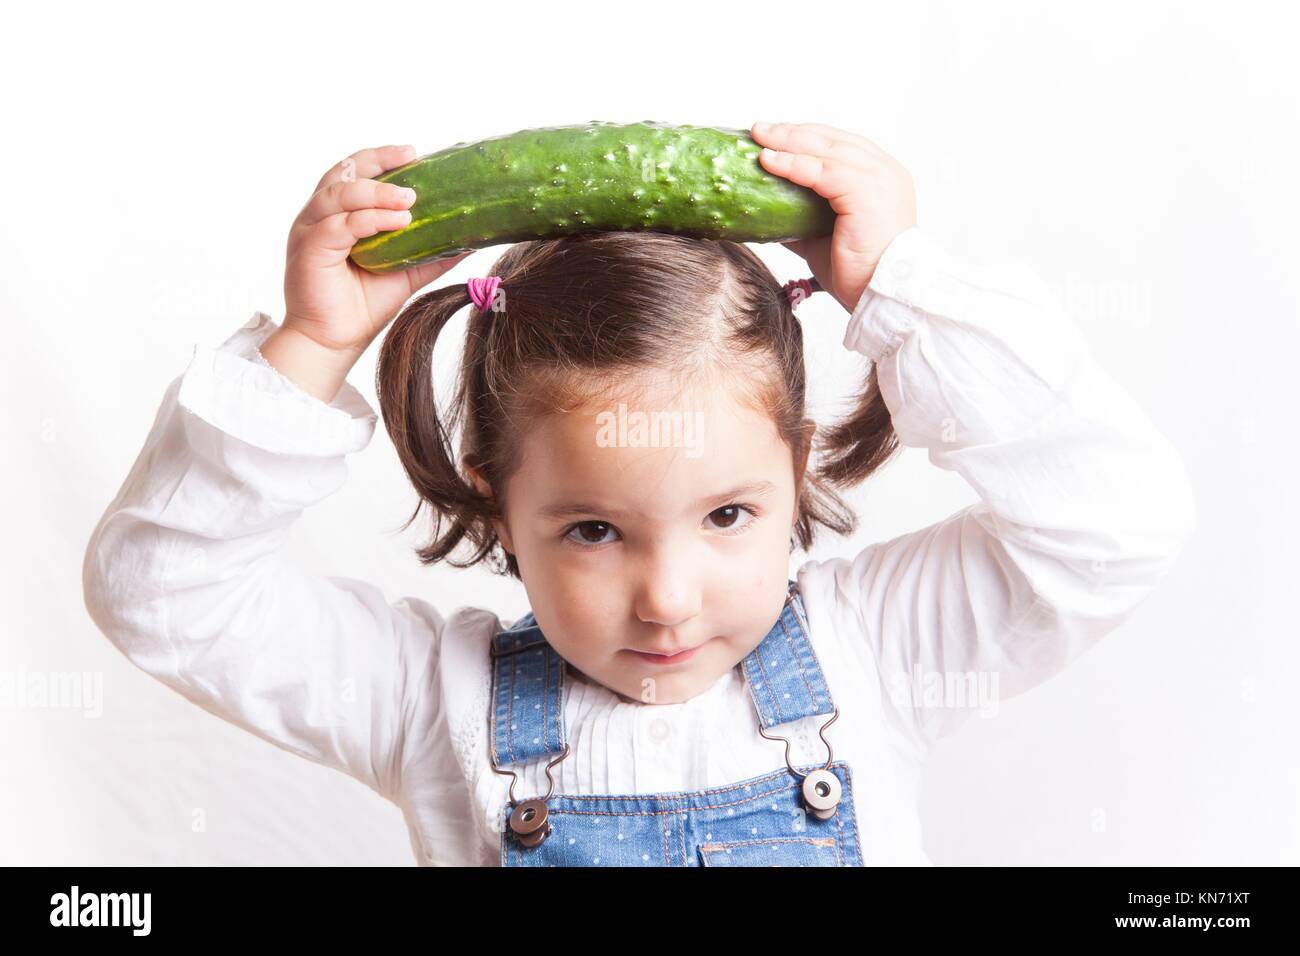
[81,226,1196,866]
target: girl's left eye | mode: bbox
[561,504,760,549]
[705,503,758,533]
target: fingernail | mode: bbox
[753,122,772,133]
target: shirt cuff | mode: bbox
[842,226,941,363]
[176,311,378,457]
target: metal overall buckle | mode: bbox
[491,744,571,848]
[756,582,843,821]
[757,707,843,821]
[489,639,571,849]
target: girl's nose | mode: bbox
[632,566,702,630]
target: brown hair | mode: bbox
[375,231,900,580]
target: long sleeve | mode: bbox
[814,227,1196,751]
[82,311,450,805]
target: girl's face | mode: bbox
[482,372,809,705]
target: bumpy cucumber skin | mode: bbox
[348,120,836,273]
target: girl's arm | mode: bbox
[82,311,457,804]
[806,226,1196,750]
[749,122,1194,751]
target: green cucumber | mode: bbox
[348,120,835,274]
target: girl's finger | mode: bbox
[751,122,875,166]
[307,207,413,253]
[783,122,885,157]
[758,150,869,214]
[298,178,416,227]
[314,144,416,194]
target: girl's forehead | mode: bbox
[565,353,772,404]
[509,392,791,508]
[547,384,777,446]
[563,367,770,422]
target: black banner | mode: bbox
[2,865,1289,942]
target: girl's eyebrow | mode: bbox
[538,480,777,520]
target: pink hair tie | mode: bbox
[784,276,820,310]
[467,275,503,313]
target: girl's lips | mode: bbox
[627,642,706,665]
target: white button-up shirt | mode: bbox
[81,226,1196,866]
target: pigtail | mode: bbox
[777,281,902,552]
[815,363,900,487]
[375,285,500,569]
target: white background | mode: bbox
[2,0,1295,865]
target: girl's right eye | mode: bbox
[563,521,618,548]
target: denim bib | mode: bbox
[488,579,864,866]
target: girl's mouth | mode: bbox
[626,641,708,666]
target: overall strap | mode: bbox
[489,612,568,768]
[740,579,836,728]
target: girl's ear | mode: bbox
[464,459,515,555]
[463,459,489,498]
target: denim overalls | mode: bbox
[488,579,865,866]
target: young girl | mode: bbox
[82,123,1195,866]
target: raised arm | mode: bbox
[82,311,451,802]
[82,143,480,806]
[806,226,1196,750]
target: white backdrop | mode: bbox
[3,0,1295,865]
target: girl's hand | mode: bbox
[749,122,917,314]
[283,144,473,356]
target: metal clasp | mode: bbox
[492,743,571,848]
[757,707,843,821]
